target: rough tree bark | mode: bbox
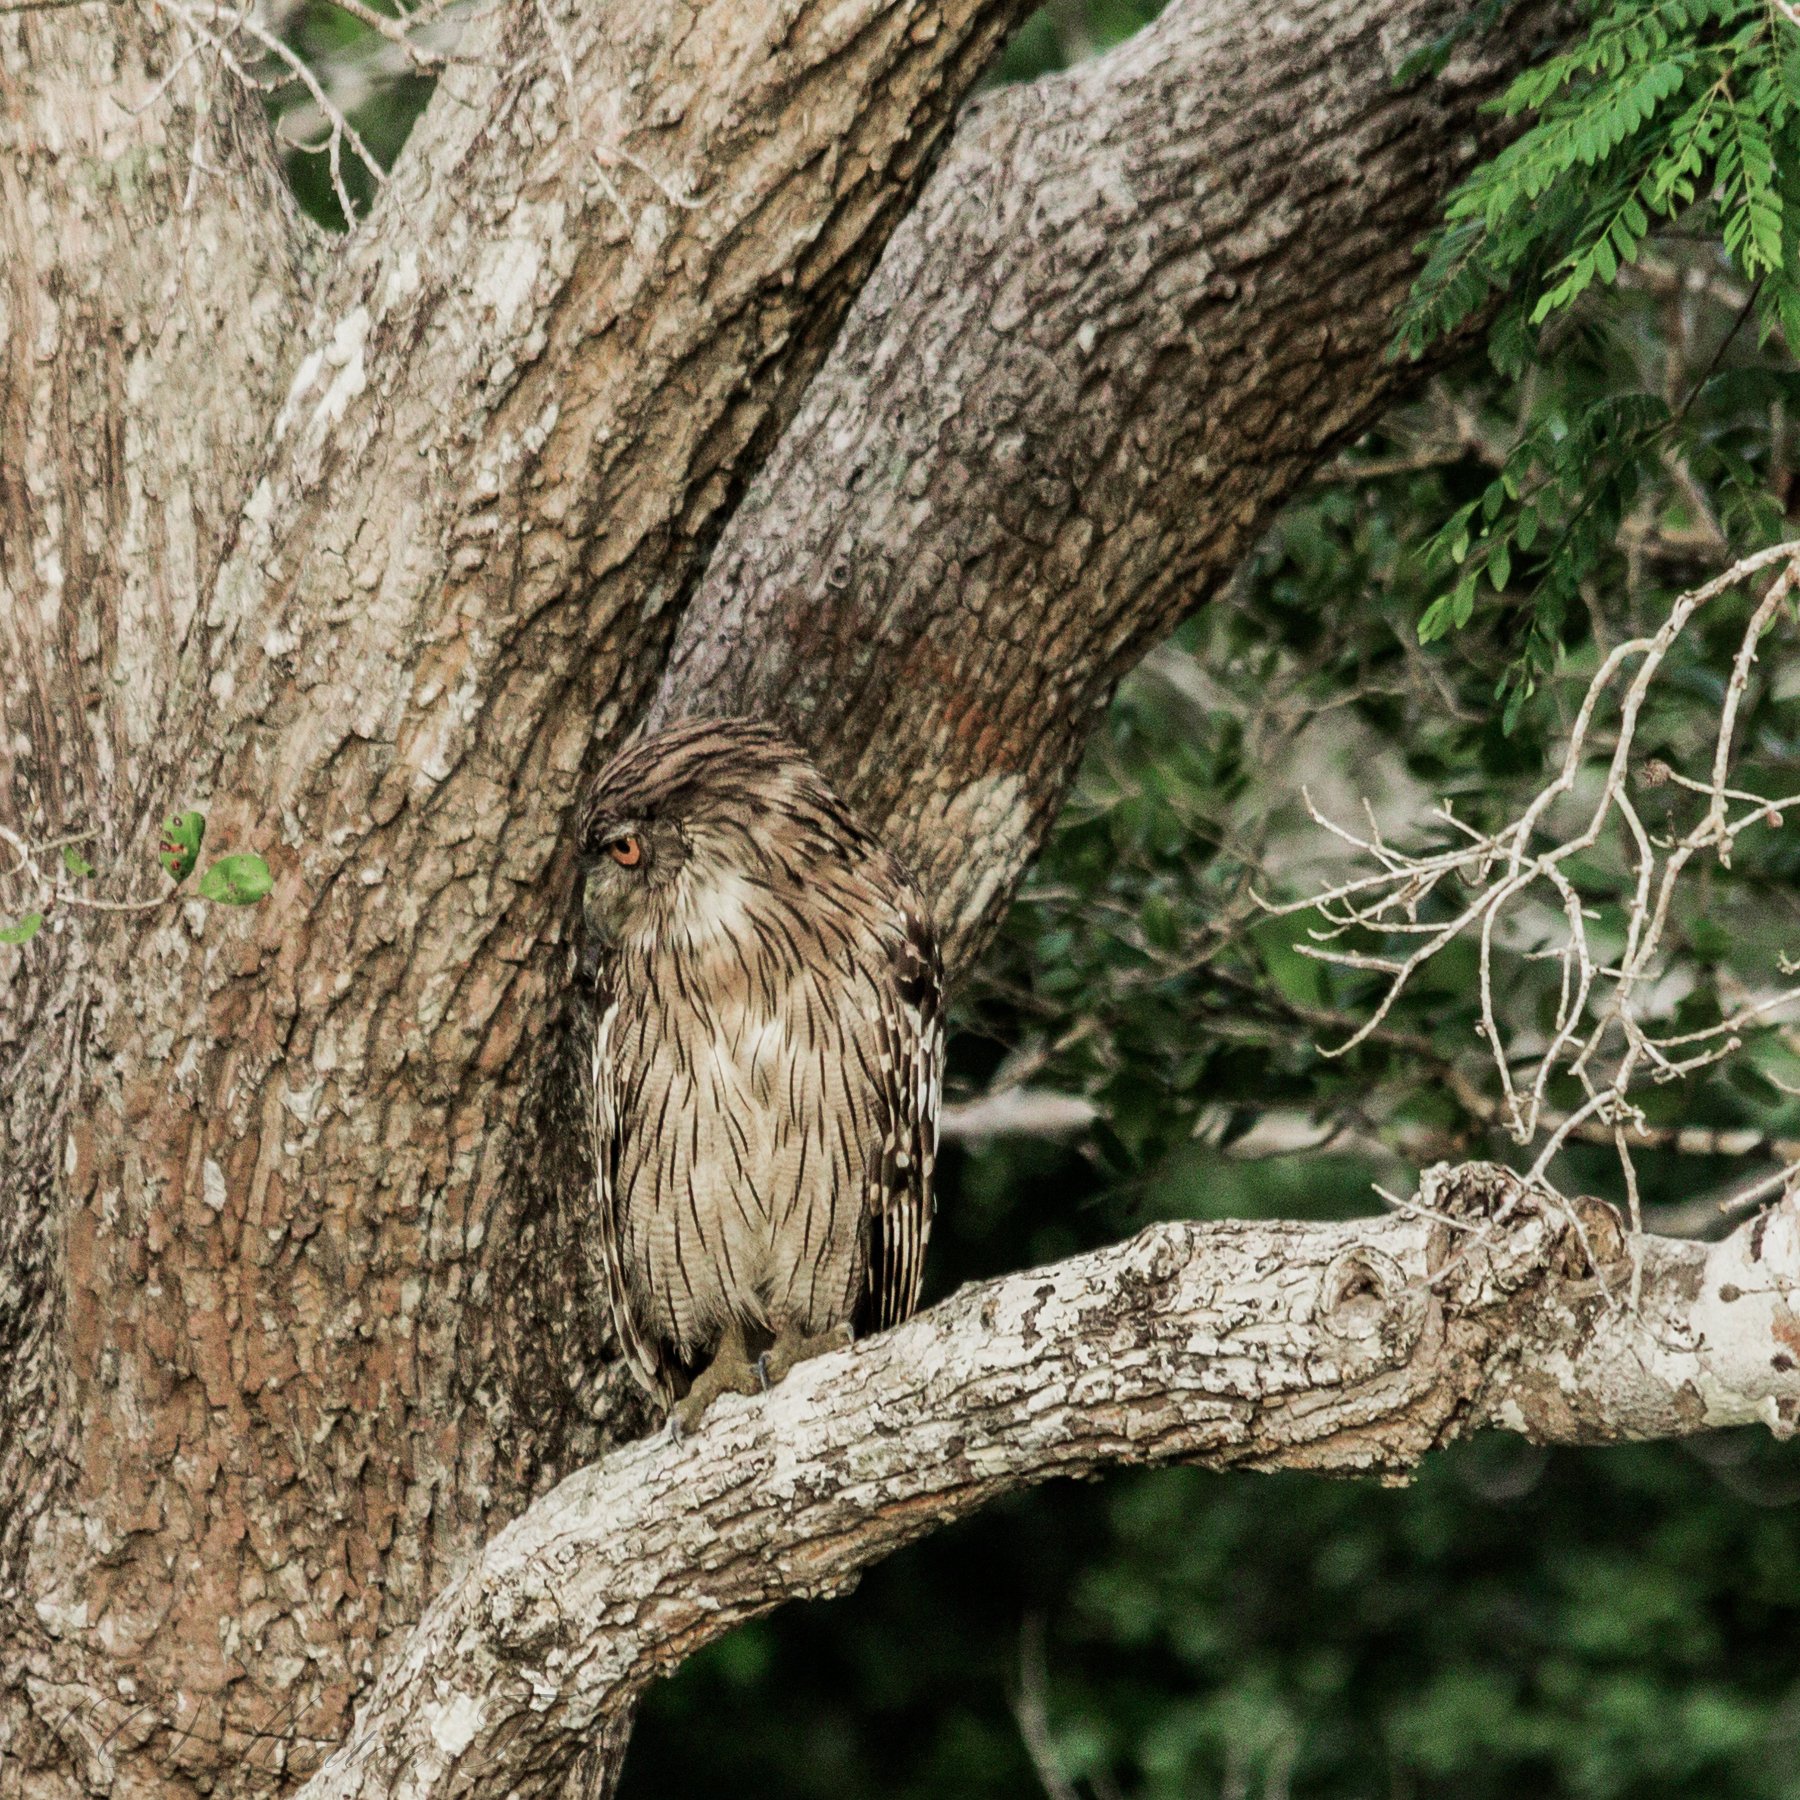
[12,0,1762,1795]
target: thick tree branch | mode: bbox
[295,1165,1800,1800]
[3,0,1039,1779]
[0,0,316,1627]
[200,0,1036,817]
[656,0,1572,971]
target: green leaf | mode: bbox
[1451,570,1479,628]
[196,853,272,907]
[61,846,95,878]
[0,912,44,946]
[1418,595,1456,642]
[159,810,206,882]
[1502,674,1536,736]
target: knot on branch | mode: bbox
[1426,1160,1523,1224]
[1315,1246,1427,1358]
[1551,1193,1629,1283]
[481,1553,583,1667]
[1417,1161,1560,1304]
[1416,1164,1631,1312]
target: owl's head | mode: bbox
[575,715,869,965]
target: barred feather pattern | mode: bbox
[578,719,945,1409]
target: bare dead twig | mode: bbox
[1013,1616,1083,1800]
[119,0,483,221]
[0,825,174,924]
[1269,541,1800,1222]
[528,0,702,231]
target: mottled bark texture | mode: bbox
[294,1167,1800,1800]
[651,0,1564,969]
[2,0,1036,1788]
[0,0,1603,1796]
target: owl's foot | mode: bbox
[757,1320,853,1390]
[667,1324,763,1440]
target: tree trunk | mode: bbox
[1,1,1584,1794]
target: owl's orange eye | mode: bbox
[607,835,643,868]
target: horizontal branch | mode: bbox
[940,1085,1101,1141]
[297,1164,1800,1800]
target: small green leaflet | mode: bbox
[0,913,43,946]
[61,846,95,878]
[1397,9,1787,353]
[159,811,205,882]
[197,854,272,906]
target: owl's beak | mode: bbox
[578,928,607,983]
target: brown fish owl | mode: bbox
[576,717,945,1435]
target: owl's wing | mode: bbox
[862,904,946,1335]
[587,971,672,1406]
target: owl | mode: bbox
[575,716,945,1436]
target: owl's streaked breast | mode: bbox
[610,916,879,1362]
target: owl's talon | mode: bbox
[760,1320,854,1388]
[665,1321,762,1437]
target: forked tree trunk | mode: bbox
[0,1,1607,1795]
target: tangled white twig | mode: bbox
[528,0,702,232]
[132,0,701,234]
[133,0,476,222]
[1267,542,1800,1239]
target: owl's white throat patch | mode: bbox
[667,859,760,961]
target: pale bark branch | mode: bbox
[296,1164,1800,1800]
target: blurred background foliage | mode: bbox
[254,0,1800,1792]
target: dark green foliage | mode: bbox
[1398,0,1800,351]
[1395,0,1800,705]
[1059,1428,1800,1799]
[968,460,1800,1193]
